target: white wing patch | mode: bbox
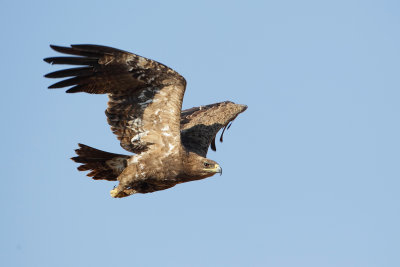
[168,143,175,152]
[128,118,142,128]
[131,131,149,143]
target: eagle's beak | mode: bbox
[214,164,223,176]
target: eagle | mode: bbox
[44,44,247,198]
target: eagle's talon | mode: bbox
[110,188,121,198]
[110,187,135,198]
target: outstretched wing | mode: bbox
[180,101,247,157]
[44,44,186,154]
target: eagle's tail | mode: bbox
[71,143,130,181]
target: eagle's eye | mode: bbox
[203,162,211,168]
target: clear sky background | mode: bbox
[1,0,400,266]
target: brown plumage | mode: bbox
[44,44,247,198]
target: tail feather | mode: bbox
[71,143,129,181]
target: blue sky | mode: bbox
[1,0,400,266]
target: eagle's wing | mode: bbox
[45,44,186,154]
[180,101,247,157]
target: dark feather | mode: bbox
[43,56,98,65]
[220,124,228,142]
[49,44,104,57]
[71,143,129,181]
[44,67,93,78]
[65,85,86,93]
[210,137,216,151]
[70,44,128,54]
[48,77,83,89]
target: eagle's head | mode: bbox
[183,152,222,179]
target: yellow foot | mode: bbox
[110,188,121,198]
[123,188,137,196]
[110,188,137,198]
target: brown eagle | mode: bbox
[44,44,247,198]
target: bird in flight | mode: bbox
[44,44,247,198]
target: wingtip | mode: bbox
[65,87,81,93]
[47,84,59,89]
[49,44,75,54]
[210,138,217,151]
[239,104,248,112]
[49,44,64,49]
[49,44,62,52]
[43,57,52,64]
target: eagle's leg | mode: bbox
[110,164,138,198]
[110,185,136,198]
